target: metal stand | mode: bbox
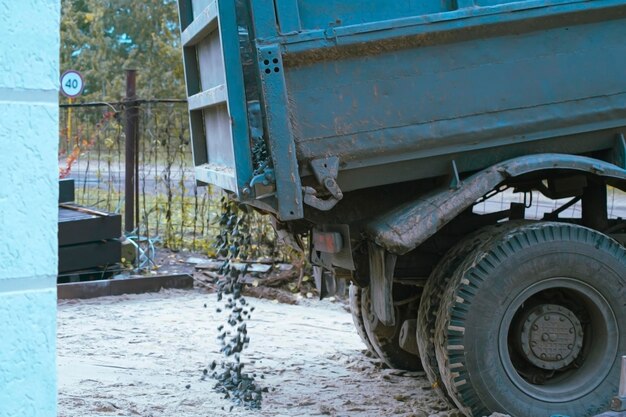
[124,69,139,234]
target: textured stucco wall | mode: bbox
[0,1,60,417]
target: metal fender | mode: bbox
[366,153,626,255]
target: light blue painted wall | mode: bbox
[0,1,60,417]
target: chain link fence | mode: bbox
[59,100,280,258]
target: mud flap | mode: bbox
[368,242,396,326]
[312,266,346,300]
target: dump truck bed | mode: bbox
[178,0,626,220]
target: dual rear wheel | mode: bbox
[350,222,626,417]
[348,283,422,371]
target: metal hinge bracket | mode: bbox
[303,156,344,211]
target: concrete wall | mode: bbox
[0,1,60,417]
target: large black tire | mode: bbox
[435,222,626,417]
[361,286,423,371]
[348,283,379,357]
[417,226,510,405]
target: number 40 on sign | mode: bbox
[60,70,84,98]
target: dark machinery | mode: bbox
[58,179,122,282]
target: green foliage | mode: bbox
[60,0,185,101]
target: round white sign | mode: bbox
[60,70,85,98]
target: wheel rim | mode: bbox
[498,277,619,402]
[518,304,584,371]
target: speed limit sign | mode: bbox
[60,70,85,98]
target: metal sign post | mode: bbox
[124,69,139,234]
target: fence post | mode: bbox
[124,69,138,233]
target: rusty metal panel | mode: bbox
[57,274,194,300]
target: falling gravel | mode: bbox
[210,265,265,409]
[210,198,265,409]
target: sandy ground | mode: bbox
[57,289,460,417]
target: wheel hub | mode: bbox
[519,304,584,370]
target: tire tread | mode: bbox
[435,222,626,417]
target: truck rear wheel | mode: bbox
[348,283,378,357]
[362,286,422,371]
[417,226,511,405]
[435,222,626,417]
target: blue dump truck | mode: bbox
[177,1,626,415]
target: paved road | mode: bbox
[62,158,200,197]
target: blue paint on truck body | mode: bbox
[177,0,626,221]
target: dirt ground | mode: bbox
[57,288,462,417]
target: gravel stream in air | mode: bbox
[209,263,266,409]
